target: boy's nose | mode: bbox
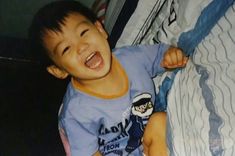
[77,43,89,54]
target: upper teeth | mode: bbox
[86,52,96,62]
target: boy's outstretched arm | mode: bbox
[161,47,188,69]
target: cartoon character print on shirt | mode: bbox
[98,93,154,155]
[98,119,131,155]
[125,93,154,153]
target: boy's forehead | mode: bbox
[42,13,94,53]
[44,13,91,37]
[44,29,61,39]
[65,12,91,24]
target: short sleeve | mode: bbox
[60,118,99,156]
[121,43,170,77]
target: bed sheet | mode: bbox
[114,0,235,155]
[167,4,235,155]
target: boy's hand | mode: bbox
[161,47,188,69]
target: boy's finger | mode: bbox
[170,50,178,65]
[162,57,189,69]
[163,52,172,66]
[183,57,189,64]
[161,60,168,67]
[176,50,184,65]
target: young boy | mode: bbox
[29,1,188,156]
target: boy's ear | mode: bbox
[46,65,69,79]
[94,21,108,39]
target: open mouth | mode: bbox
[85,51,103,69]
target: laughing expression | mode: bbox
[43,13,112,81]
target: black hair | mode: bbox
[28,0,98,67]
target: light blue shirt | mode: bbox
[58,44,169,156]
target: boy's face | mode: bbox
[43,13,111,81]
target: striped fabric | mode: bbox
[167,4,235,155]
[92,0,109,24]
[168,5,235,156]
[103,0,126,34]
[114,0,235,155]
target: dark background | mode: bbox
[0,0,94,155]
[0,37,68,155]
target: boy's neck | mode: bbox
[72,54,129,99]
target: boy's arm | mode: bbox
[133,44,187,77]
[93,151,103,156]
[143,112,167,156]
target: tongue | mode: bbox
[85,52,102,69]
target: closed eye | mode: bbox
[62,46,70,55]
[80,29,89,37]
